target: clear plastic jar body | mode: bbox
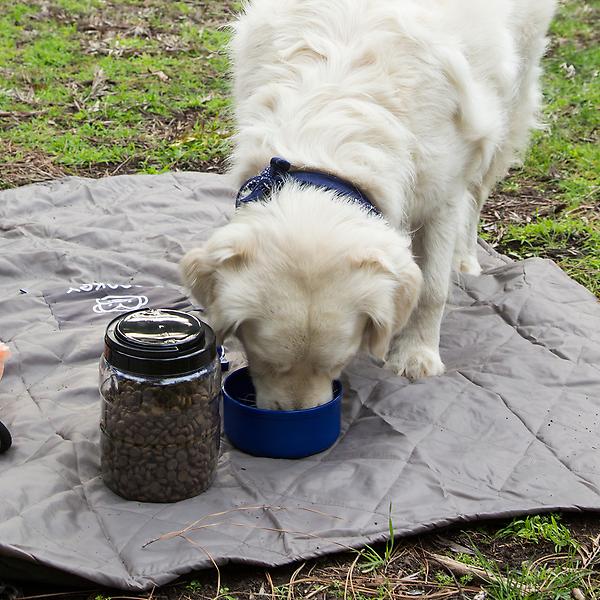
[99,356,221,502]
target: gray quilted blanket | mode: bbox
[0,173,599,591]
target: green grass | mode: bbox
[503,2,599,201]
[434,571,473,587]
[446,518,593,600]
[496,514,580,554]
[0,0,235,182]
[186,580,202,593]
[485,0,599,296]
[359,504,396,574]
[501,216,600,294]
[437,514,598,600]
[482,556,591,600]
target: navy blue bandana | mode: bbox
[236,157,382,218]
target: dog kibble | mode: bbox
[99,309,221,503]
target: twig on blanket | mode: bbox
[144,504,344,549]
[227,521,357,552]
[297,506,343,520]
[143,520,229,547]
[143,505,286,547]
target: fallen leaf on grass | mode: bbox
[0,87,36,104]
[560,62,577,79]
[88,66,108,101]
[152,70,170,82]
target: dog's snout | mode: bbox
[253,372,332,411]
[288,392,325,411]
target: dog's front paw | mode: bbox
[385,343,445,380]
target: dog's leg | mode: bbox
[453,39,547,281]
[386,210,458,379]
[452,190,482,276]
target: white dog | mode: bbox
[181,0,556,410]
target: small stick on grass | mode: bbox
[265,571,276,600]
[428,553,494,583]
[428,553,538,594]
[303,585,327,599]
[180,534,221,600]
[343,552,360,600]
[287,562,305,600]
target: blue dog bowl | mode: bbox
[223,367,342,459]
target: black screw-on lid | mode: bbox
[104,309,217,376]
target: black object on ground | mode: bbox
[0,421,11,454]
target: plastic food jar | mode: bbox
[99,309,221,502]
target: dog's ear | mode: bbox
[180,223,256,309]
[355,249,422,361]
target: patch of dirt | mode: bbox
[26,0,237,58]
[479,179,567,249]
[441,528,557,571]
[481,178,599,271]
[482,181,566,225]
[564,513,600,542]
[0,142,67,189]
[0,150,225,189]
[142,105,229,143]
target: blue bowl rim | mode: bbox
[223,366,342,416]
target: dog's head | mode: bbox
[181,186,421,410]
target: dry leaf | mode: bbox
[88,66,108,100]
[560,62,576,79]
[153,70,170,82]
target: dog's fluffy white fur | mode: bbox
[182,0,556,410]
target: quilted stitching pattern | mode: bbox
[0,173,599,591]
